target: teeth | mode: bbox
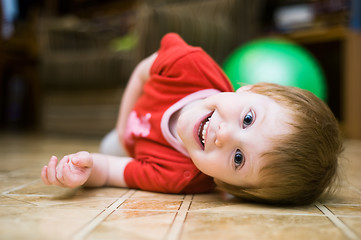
[201,119,210,144]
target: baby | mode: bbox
[41,33,342,205]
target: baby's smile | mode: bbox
[197,112,213,149]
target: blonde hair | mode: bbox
[215,83,343,205]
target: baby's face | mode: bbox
[177,86,292,187]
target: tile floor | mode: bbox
[0,133,360,240]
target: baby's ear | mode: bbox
[236,85,253,93]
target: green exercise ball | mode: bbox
[223,38,327,101]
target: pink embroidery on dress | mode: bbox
[124,111,152,145]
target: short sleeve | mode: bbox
[124,158,207,193]
[123,143,214,194]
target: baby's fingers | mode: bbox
[41,166,50,185]
[61,162,83,188]
[42,156,65,187]
[71,152,93,168]
[46,156,59,184]
[56,155,69,180]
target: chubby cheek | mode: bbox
[191,152,222,178]
[176,115,190,140]
[192,160,212,177]
[188,152,207,172]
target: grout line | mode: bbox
[325,203,361,207]
[315,202,360,240]
[73,189,136,240]
[165,194,193,240]
[4,194,55,197]
[333,215,361,219]
[2,179,40,195]
[5,192,129,199]
[2,194,38,206]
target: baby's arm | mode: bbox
[116,52,158,145]
[41,152,132,188]
[86,153,132,187]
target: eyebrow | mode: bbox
[254,104,267,126]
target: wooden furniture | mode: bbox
[343,30,361,139]
[282,26,361,139]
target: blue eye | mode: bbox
[234,149,244,169]
[243,110,254,128]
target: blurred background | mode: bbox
[0,0,360,139]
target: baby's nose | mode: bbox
[215,122,233,147]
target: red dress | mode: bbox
[123,33,232,193]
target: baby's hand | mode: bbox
[41,151,93,188]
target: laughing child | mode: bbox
[41,33,342,205]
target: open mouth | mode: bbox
[197,112,213,148]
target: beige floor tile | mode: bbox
[4,167,45,179]
[190,200,322,216]
[74,187,130,198]
[5,179,75,196]
[340,217,361,237]
[87,210,176,240]
[0,176,32,193]
[119,199,182,211]
[0,195,36,207]
[5,194,117,209]
[181,212,345,240]
[0,206,100,240]
[321,184,361,204]
[326,204,361,216]
[131,190,186,200]
[4,184,128,210]
[192,192,225,201]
